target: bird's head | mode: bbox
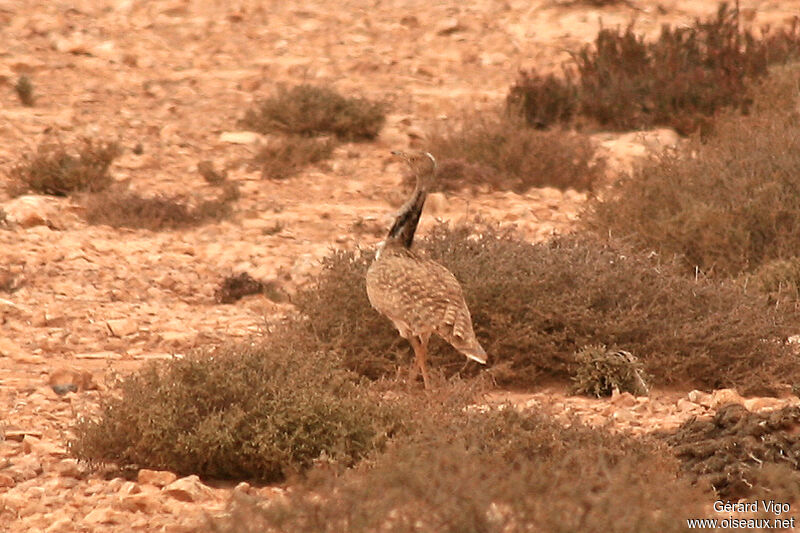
[391,150,437,190]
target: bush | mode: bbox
[424,112,602,192]
[240,84,386,141]
[252,135,335,179]
[294,221,800,394]
[83,185,236,230]
[213,398,710,533]
[9,139,120,197]
[662,404,800,500]
[508,4,800,134]
[70,337,397,482]
[571,345,649,397]
[585,68,800,277]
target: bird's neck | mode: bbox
[386,185,427,249]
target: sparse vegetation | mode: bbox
[71,339,397,482]
[294,221,800,393]
[83,187,235,230]
[252,135,335,179]
[424,112,602,192]
[9,139,121,197]
[509,4,800,134]
[14,75,34,106]
[585,68,800,278]
[214,398,709,533]
[662,404,800,500]
[571,345,649,397]
[214,272,282,304]
[241,84,386,141]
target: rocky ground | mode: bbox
[2,0,800,531]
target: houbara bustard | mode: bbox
[366,150,487,388]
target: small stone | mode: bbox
[8,455,43,481]
[219,131,263,144]
[83,507,123,525]
[48,368,96,393]
[744,397,785,413]
[610,390,637,408]
[44,517,74,533]
[435,17,463,35]
[106,318,138,337]
[138,468,177,487]
[52,458,82,478]
[687,389,713,407]
[163,475,214,502]
[676,398,697,413]
[0,473,15,488]
[116,492,161,513]
[710,388,744,408]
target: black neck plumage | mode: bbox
[387,187,427,249]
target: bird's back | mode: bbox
[366,244,486,362]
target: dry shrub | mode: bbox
[509,4,800,134]
[83,186,236,230]
[749,257,800,304]
[241,84,386,141]
[9,139,120,197]
[662,404,800,501]
[571,345,649,397]
[213,397,709,533]
[425,112,602,193]
[70,337,397,482]
[14,75,34,106]
[294,221,799,393]
[585,68,800,278]
[253,135,335,179]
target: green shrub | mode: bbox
[508,4,800,134]
[241,84,386,141]
[585,68,800,277]
[424,112,602,192]
[294,221,800,393]
[214,399,710,533]
[70,337,397,482]
[571,344,649,397]
[9,139,120,197]
[253,135,335,179]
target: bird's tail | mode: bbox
[461,344,487,365]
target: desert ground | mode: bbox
[2,0,800,531]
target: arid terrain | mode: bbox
[3,0,800,531]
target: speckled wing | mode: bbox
[366,248,486,363]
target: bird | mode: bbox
[365,150,487,388]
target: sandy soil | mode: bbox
[2,1,800,531]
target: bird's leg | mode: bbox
[417,332,431,390]
[406,336,421,386]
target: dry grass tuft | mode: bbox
[253,135,335,179]
[9,139,121,197]
[241,84,386,141]
[509,5,800,134]
[424,112,602,193]
[83,186,235,230]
